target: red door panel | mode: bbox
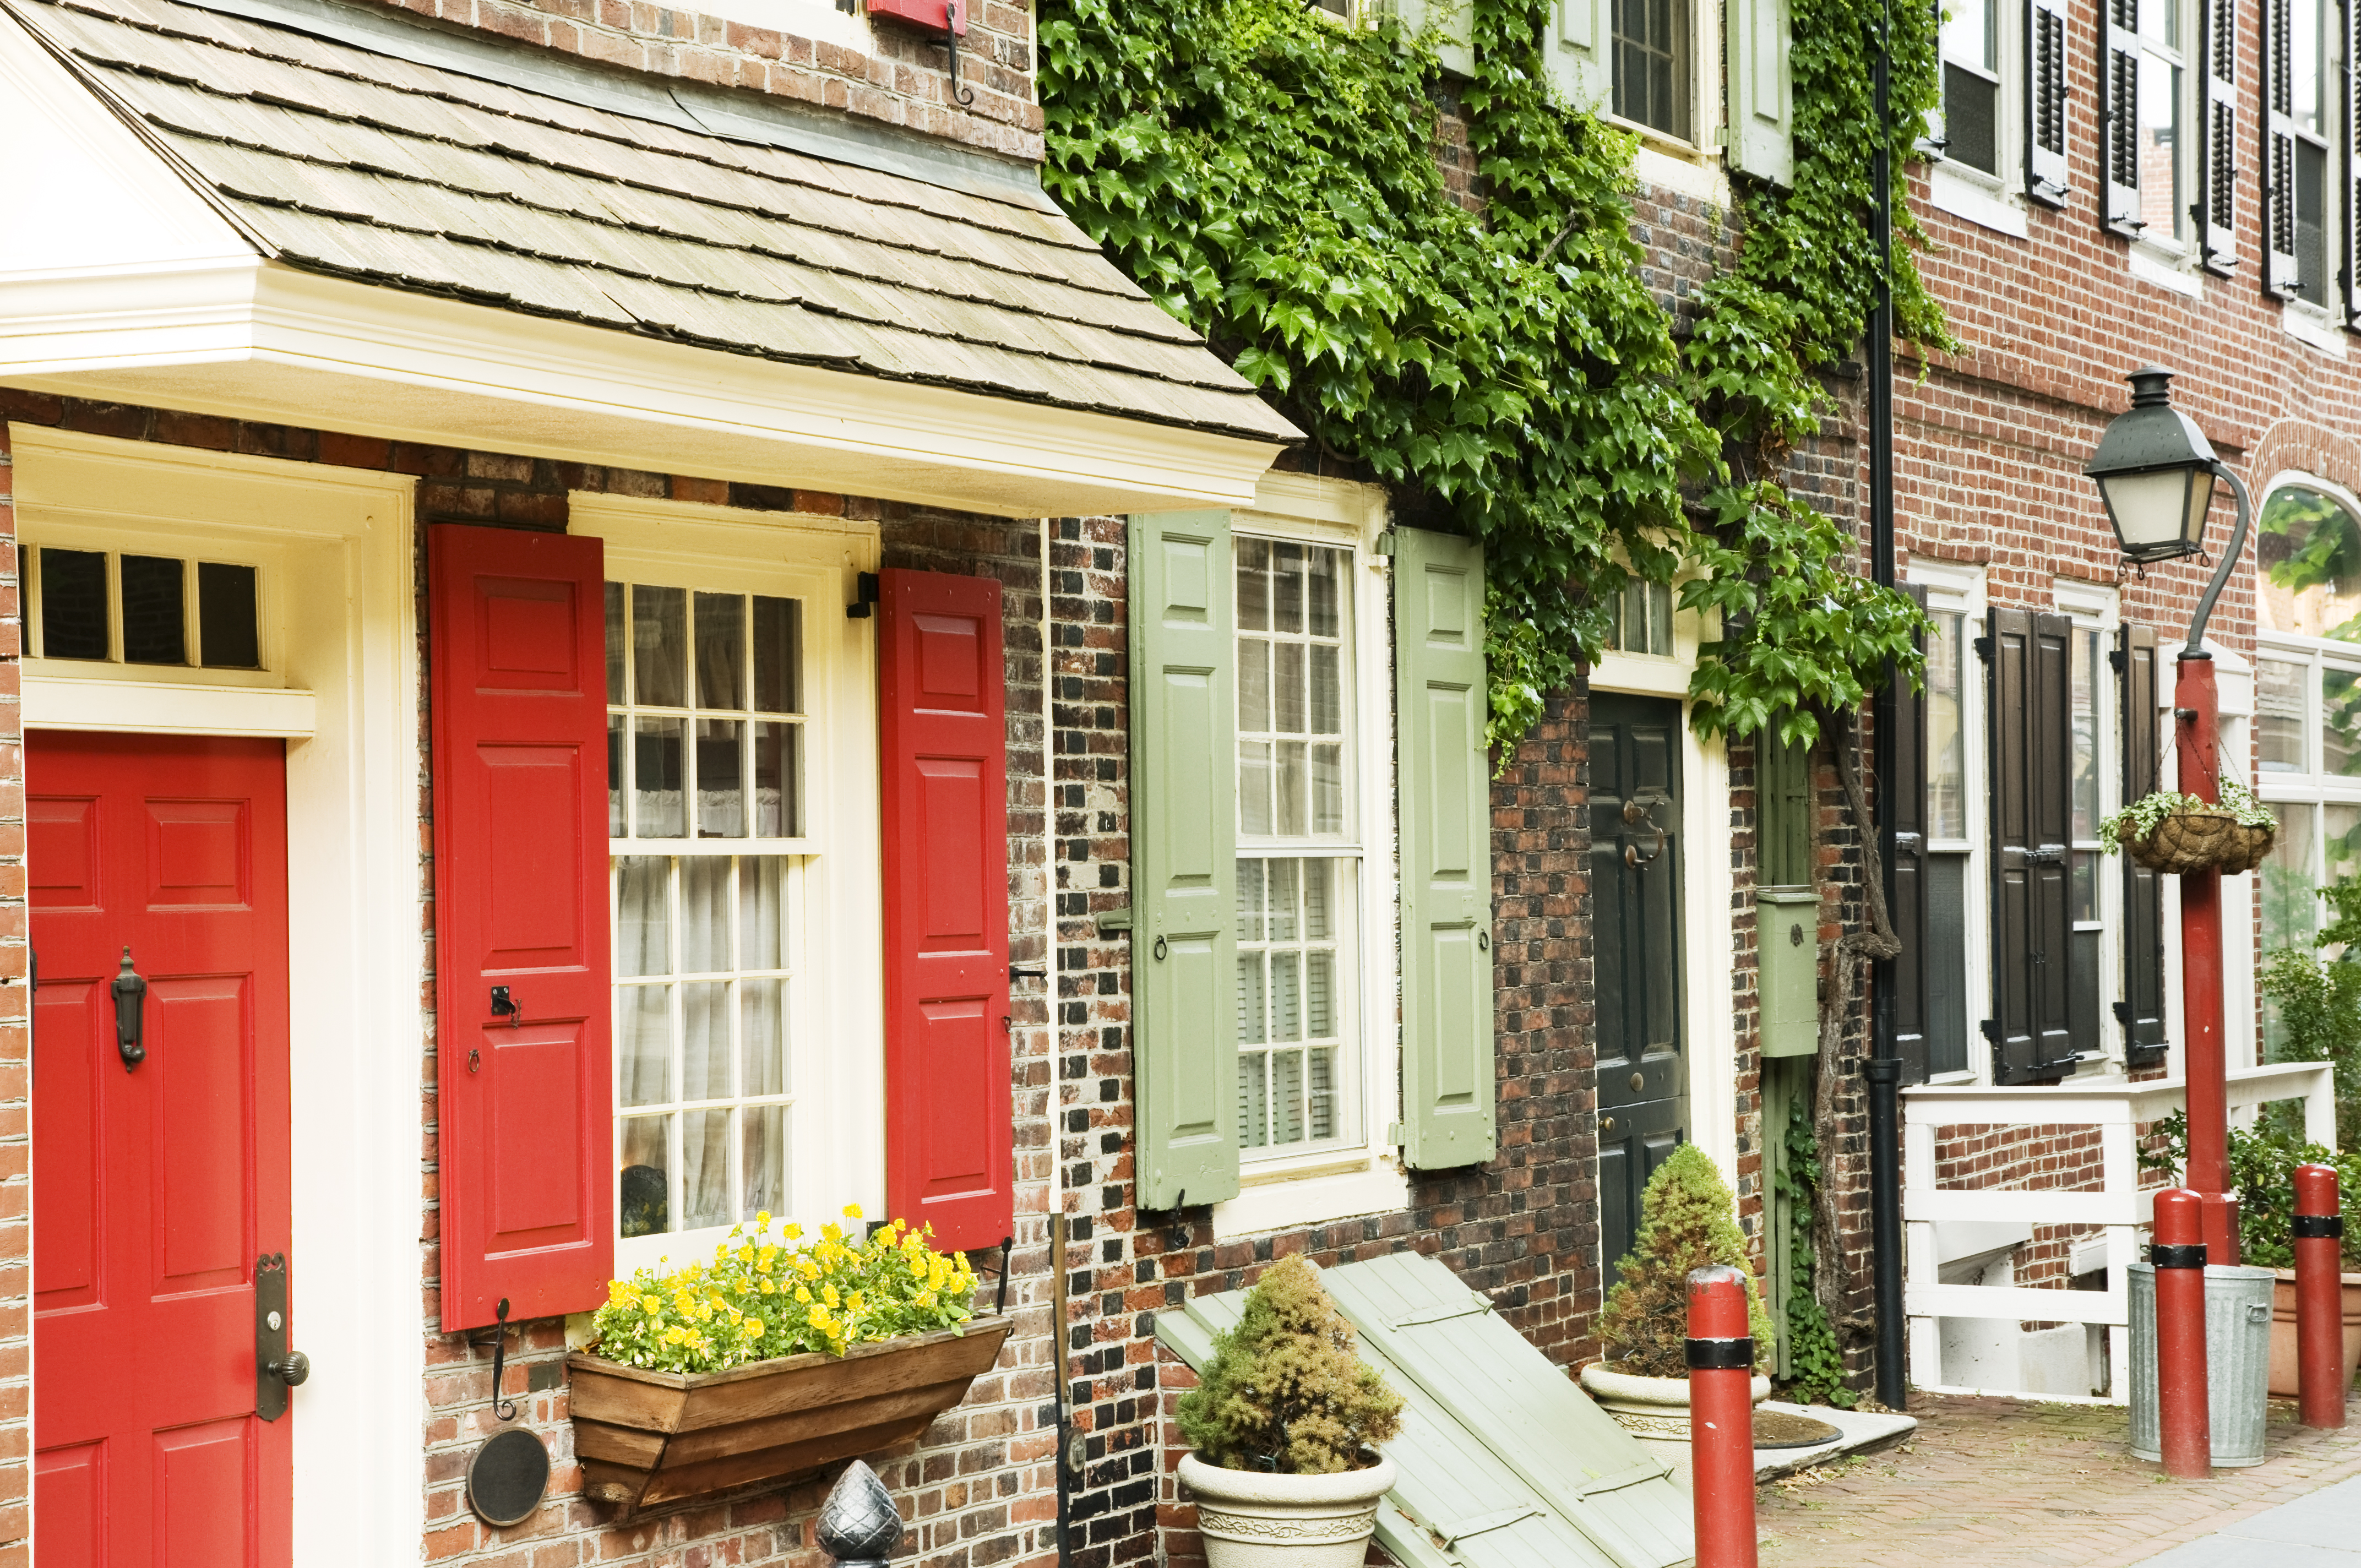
[31,732,292,1568]
[879,570,1013,1251]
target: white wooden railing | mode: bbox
[1901,1061,2336,1403]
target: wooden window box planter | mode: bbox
[568,1316,1013,1521]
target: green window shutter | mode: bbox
[1758,729,1812,886]
[1547,0,1614,108]
[1128,511,1241,1211]
[1381,0,1475,77]
[1726,0,1794,186]
[1395,527,1497,1170]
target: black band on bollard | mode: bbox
[1684,1336,1756,1370]
[2151,1243,2207,1269]
[2294,1213,2346,1239]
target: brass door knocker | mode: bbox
[1622,794,1670,867]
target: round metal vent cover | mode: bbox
[467,1427,550,1528]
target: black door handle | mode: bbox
[111,947,146,1071]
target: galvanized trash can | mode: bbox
[2129,1261,2277,1466]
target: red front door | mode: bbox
[31,733,293,1568]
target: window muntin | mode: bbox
[1607,578,1675,656]
[608,576,810,1246]
[28,546,263,671]
[2136,0,2188,238]
[1613,0,1692,139]
[1942,0,2002,172]
[1235,537,1361,1159]
[606,583,804,841]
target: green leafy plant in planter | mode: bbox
[1177,1256,1403,1474]
[1597,1144,1775,1375]
[2259,879,2361,1150]
[2141,1110,2361,1270]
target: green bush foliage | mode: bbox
[1037,0,1944,761]
[2141,1110,2361,1269]
[1176,1255,1405,1474]
[1598,1144,1775,1376]
[1776,1086,1856,1406]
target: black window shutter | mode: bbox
[2027,0,2072,205]
[2117,623,2169,1065]
[1887,586,1932,1086]
[1988,608,2077,1083]
[2101,0,2145,237]
[2265,0,2302,295]
[2201,0,2242,273]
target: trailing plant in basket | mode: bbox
[1597,1144,1774,1377]
[1176,1256,1403,1474]
[2099,775,2277,853]
[587,1206,978,1374]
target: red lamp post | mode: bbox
[2084,367,2254,1264]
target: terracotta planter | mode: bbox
[2124,811,2274,875]
[1577,1363,1770,1490]
[568,1316,1012,1521]
[2267,1270,2361,1400]
[1177,1451,1396,1568]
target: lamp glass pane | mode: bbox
[2102,469,2202,553]
[2182,469,2216,546]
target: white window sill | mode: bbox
[2283,303,2350,357]
[1631,141,1731,204]
[666,0,871,51]
[2127,244,2203,299]
[1927,165,2028,238]
[1212,1158,1410,1240]
[1925,1069,1978,1086]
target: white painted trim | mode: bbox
[1212,475,1400,1241]
[0,258,1287,520]
[1927,164,2030,238]
[2283,301,2352,357]
[24,676,317,736]
[11,423,425,1564]
[569,492,886,1272]
[2127,244,2204,298]
[1905,559,1991,1081]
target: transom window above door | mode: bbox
[29,546,262,669]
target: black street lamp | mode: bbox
[2083,366,2253,654]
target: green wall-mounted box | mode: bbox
[1756,888,1820,1058]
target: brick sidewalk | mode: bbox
[1754,1391,2361,1567]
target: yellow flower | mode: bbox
[916,1289,937,1309]
[760,1280,778,1296]
[823,1284,840,1309]
[755,1209,773,1229]
[843,1202,864,1220]
[847,1290,865,1313]
[823,1222,844,1245]
[795,1286,812,1304]
[640,1294,661,1316]
[783,1222,803,1240]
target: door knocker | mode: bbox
[1622,794,1670,868]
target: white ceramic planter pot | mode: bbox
[1177,1451,1397,1568]
[1578,1363,1770,1490]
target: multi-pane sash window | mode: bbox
[607,580,808,1244]
[1943,0,2003,172]
[2068,623,2108,1053]
[2294,0,2336,303]
[2138,0,2189,237]
[1236,538,1360,1157]
[1607,577,1675,655]
[1613,0,1691,138]
[1924,608,1974,1075]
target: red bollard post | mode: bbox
[2153,1189,2211,1478]
[2294,1163,2346,1430]
[1687,1264,1759,1568]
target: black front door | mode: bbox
[1591,693,1688,1286]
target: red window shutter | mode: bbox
[429,524,614,1331]
[879,569,1013,1252]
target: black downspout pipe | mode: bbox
[1864,0,1909,1412]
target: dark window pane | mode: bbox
[119,555,186,666]
[2070,927,2100,1055]
[605,582,625,704]
[2297,138,2328,304]
[634,585,686,707]
[40,548,108,661]
[1927,853,1971,1075]
[695,592,745,710]
[753,597,801,714]
[1612,0,1690,137]
[196,562,260,668]
[1945,64,1999,172]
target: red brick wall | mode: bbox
[0,420,29,1568]
[368,0,1042,161]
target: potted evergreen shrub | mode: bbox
[2101,775,2277,875]
[1580,1145,1775,1481]
[1174,1256,1404,1568]
[568,1207,1011,1521]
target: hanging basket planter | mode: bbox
[2121,809,2276,875]
[2103,782,2278,878]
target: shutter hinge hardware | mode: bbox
[1094,907,1133,934]
[1373,531,1398,557]
[1009,965,1047,983]
[1973,635,1993,661]
[2113,1000,2134,1025]
[845,571,880,619]
[1385,1121,1405,1147]
[2109,647,2126,672]
[1980,1019,2001,1043]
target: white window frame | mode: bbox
[2282,0,2352,350]
[1212,475,1406,1239]
[572,493,883,1280]
[2255,478,2361,959]
[1906,557,1991,1084]
[2129,0,2206,283]
[1927,0,2027,235]
[23,520,289,690]
[2055,579,2125,1070]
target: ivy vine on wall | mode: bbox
[1037,0,1952,756]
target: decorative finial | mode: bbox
[816,1460,901,1567]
